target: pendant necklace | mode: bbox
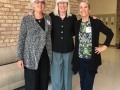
[38,19,41,23]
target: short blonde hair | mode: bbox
[53,0,72,17]
[79,0,90,9]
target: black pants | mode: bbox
[79,58,95,90]
[24,47,50,90]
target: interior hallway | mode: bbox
[48,47,120,90]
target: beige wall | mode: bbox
[89,0,117,15]
[116,0,120,47]
[87,0,117,46]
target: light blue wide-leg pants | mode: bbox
[50,51,73,90]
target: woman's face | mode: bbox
[58,0,68,13]
[33,0,45,12]
[78,2,90,17]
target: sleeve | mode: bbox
[46,16,52,61]
[47,15,52,43]
[99,20,114,47]
[49,13,53,41]
[72,15,77,36]
[72,21,79,74]
[17,17,27,61]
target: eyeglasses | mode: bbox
[34,0,45,5]
[58,2,68,5]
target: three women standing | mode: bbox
[17,0,114,90]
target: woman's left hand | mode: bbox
[93,16,97,19]
[26,12,32,15]
[95,45,107,54]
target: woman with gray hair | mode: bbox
[17,0,52,90]
[72,0,113,90]
[49,0,77,90]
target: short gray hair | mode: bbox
[29,0,46,8]
[30,0,46,4]
[30,0,36,3]
[79,0,90,9]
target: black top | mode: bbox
[36,17,45,30]
[49,12,77,53]
[72,16,114,75]
[36,18,48,59]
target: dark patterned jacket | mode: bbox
[72,16,114,75]
[17,12,52,70]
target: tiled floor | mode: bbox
[16,47,120,90]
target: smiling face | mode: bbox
[78,2,90,18]
[32,0,45,12]
[58,0,68,13]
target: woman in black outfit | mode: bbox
[72,0,114,90]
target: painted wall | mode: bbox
[89,0,117,15]
[87,0,117,46]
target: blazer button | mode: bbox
[61,37,63,39]
[61,25,63,27]
[61,31,63,33]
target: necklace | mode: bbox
[38,19,41,23]
[36,17,44,23]
[36,18,42,23]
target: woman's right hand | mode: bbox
[17,60,24,69]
